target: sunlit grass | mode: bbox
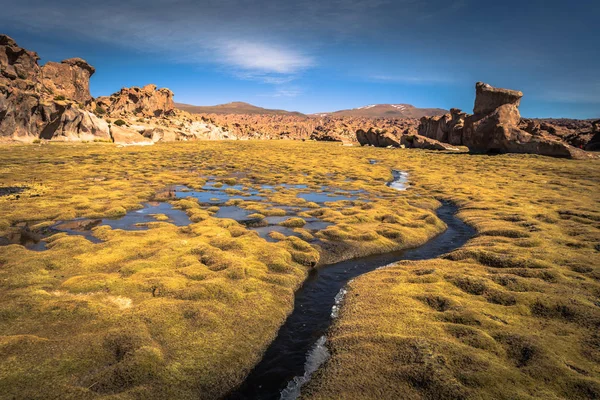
[304,151,600,399]
[0,141,445,399]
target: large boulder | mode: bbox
[110,125,153,145]
[356,127,457,151]
[41,58,95,103]
[400,134,459,151]
[39,103,110,141]
[96,84,174,117]
[519,118,598,149]
[473,82,522,115]
[462,103,522,150]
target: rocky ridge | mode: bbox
[1,34,598,153]
[175,101,304,116]
[0,34,232,144]
[315,103,448,118]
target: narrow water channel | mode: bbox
[225,200,475,400]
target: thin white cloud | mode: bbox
[259,86,303,98]
[219,40,314,74]
[1,0,318,79]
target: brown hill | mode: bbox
[315,104,448,118]
[175,101,304,116]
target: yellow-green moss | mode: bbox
[303,151,600,400]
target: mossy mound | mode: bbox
[304,151,600,399]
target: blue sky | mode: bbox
[2,0,599,118]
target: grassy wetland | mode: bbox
[304,149,600,399]
[0,142,598,399]
[0,141,445,399]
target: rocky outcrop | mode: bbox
[95,84,174,117]
[400,134,459,151]
[0,35,40,81]
[356,128,400,147]
[0,35,191,143]
[39,102,110,141]
[1,34,43,141]
[41,58,95,103]
[110,125,153,145]
[194,113,421,142]
[418,108,466,145]
[0,34,107,142]
[356,127,458,151]
[473,82,522,115]
[137,120,233,142]
[418,82,596,159]
[585,120,600,151]
[519,118,598,149]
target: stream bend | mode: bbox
[226,200,476,400]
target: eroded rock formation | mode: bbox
[0,34,109,142]
[0,35,232,144]
[41,58,95,103]
[356,126,458,151]
[418,108,466,145]
[95,84,174,117]
[189,112,422,143]
[418,82,596,158]
[585,120,600,151]
[519,118,598,149]
[473,82,522,115]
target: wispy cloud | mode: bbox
[258,86,304,98]
[1,0,320,80]
[0,0,464,85]
[218,40,314,74]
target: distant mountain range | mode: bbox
[175,101,448,118]
[175,102,304,116]
[313,104,448,118]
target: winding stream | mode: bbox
[226,200,475,400]
[1,169,474,399]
